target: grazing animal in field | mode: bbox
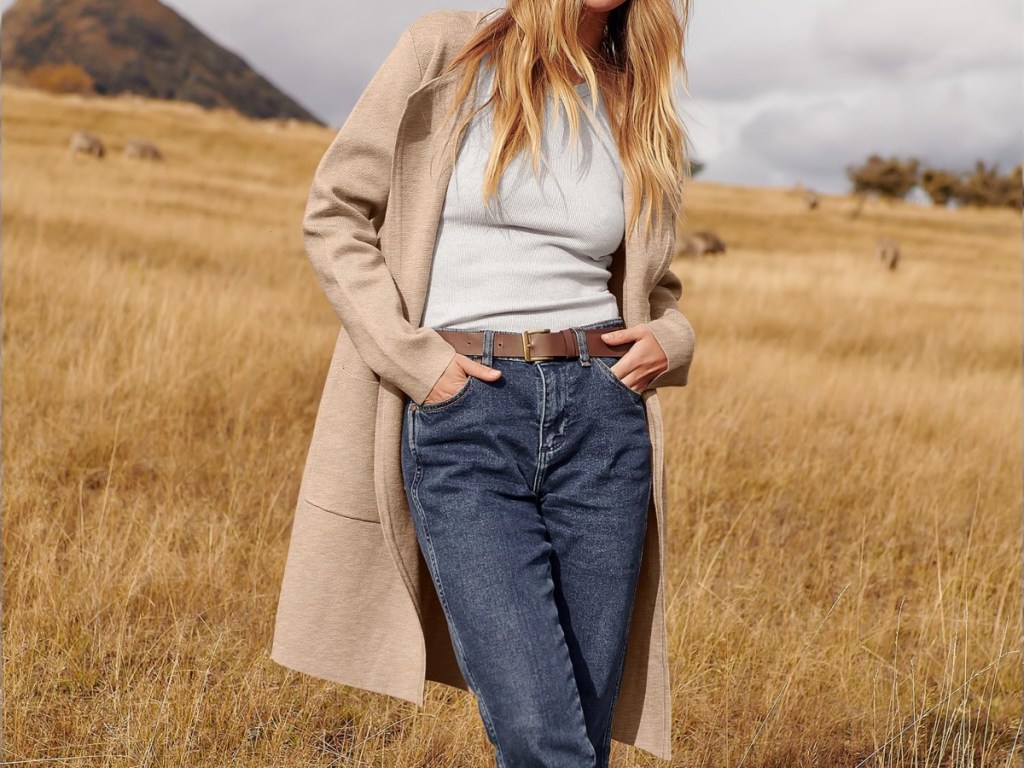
[877,236,900,270]
[69,130,105,159]
[264,117,304,133]
[849,192,868,219]
[123,139,164,161]
[678,229,727,258]
[795,183,819,210]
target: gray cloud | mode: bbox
[813,0,1021,81]
[687,0,1021,100]
[727,68,1022,192]
[683,0,1022,192]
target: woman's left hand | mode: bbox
[598,324,669,394]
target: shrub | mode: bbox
[25,63,96,95]
[846,154,920,200]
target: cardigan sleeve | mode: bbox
[644,229,697,388]
[301,21,458,406]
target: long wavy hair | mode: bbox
[435,0,694,244]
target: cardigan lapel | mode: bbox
[392,68,483,328]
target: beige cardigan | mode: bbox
[270,8,696,761]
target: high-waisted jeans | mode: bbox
[400,316,653,768]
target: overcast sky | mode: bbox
[6,0,1020,194]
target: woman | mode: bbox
[270,3,696,765]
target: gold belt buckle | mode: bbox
[522,328,553,362]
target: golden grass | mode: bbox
[3,82,1020,766]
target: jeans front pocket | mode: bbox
[592,356,645,403]
[416,373,477,413]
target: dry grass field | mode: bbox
[3,81,1021,766]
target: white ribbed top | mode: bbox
[419,58,624,333]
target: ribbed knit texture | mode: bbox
[419,57,624,333]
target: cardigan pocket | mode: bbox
[336,324,381,383]
[302,357,382,523]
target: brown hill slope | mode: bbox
[1,0,323,124]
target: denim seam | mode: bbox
[532,364,548,495]
[597,623,630,765]
[599,478,653,761]
[598,547,645,765]
[407,411,508,768]
[600,654,625,765]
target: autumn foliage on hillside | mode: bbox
[24,63,96,94]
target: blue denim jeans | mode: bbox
[400,317,652,768]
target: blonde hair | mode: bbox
[436,0,694,244]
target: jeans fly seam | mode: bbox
[532,364,547,495]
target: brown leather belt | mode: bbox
[434,326,632,361]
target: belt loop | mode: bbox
[482,329,495,367]
[573,327,592,367]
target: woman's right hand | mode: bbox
[422,354,502,405]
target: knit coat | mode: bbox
[270,8,697,761]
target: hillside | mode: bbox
[1,0,322,124]
[2,83,1021,766]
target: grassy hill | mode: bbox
[3,82,1021,766]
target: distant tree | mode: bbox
[846,154,1020,210]
[1007,164,1023,209]
[846,154,919,200]
[955,160,1019,208]
[919,167,962,206]
[25,63,95,94]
